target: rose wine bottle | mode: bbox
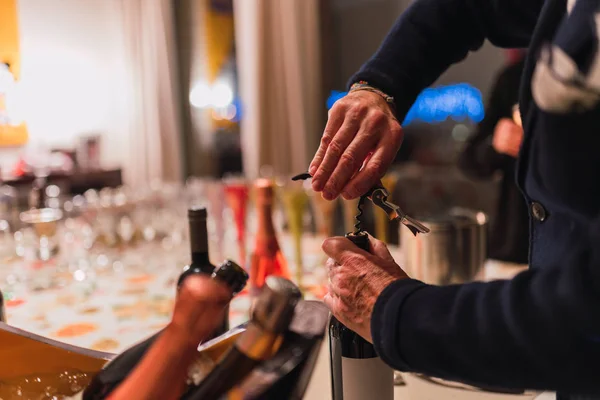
[250,179,291,293]
[329,231,394,400]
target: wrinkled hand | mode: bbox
[309,90,403,200]
[322,235,408,343]
[492,118,523,158]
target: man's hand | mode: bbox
[492,118,523,158]
[309,90,403,201]
[322,235,408,342]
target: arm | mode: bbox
[371,230,600,393]
[310,0,543,200]
[351,0,543,121]
[457,69,514,179]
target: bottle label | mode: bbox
[341,356,394,400]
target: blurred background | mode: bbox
[0,0,527,359]
[0,0,504,212]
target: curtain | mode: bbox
[117,0,183,185]
[233,0,323,179]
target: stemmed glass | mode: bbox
[278,178,309,290]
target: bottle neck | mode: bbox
[189,216,209,258]
[256,203,276,236]
[191,251,212,270]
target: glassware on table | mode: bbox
[223,177,250,268]
[249,179,290,293]
[279,179,309,290]
[0,180,18,230]
[19,208,63,261]
[309,190,338,238]
[0,219,13,259]
[205,179,226,264]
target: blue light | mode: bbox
[325,83,485,125]
[326,91,348,110]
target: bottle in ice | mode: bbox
[329,231,394,400]
[81,207,248,400]
[250,179,291,292]
[184,276,302,399]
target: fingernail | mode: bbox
[309,166,317,175]
[323,190,334,200]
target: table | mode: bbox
[3,234,545,399]
[2,234,328,352]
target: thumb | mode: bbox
[367,234,394,262]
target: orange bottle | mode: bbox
[249,179,290,291]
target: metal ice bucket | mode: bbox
[400,208,488,285]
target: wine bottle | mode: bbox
[82,259,248,400]
[250,179,290,292]
[179,206,234,336]
[81,207,248,400]
[329,231,394,400]
[184,276,302,400]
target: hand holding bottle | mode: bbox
[323,234,407,343]
[105,273,239,400]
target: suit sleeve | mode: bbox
[371,218,600,394]
[349,0,543,122]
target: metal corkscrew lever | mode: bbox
[291,173,430,236]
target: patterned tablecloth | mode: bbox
[1,232,525,356]
[1,234,337,354]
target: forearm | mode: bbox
[372,258,600,393]
[107,324,198,400]
[350,0,541,120]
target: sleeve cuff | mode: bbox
[371,278,428,370]
[349,64,422,124]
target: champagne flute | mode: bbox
[278,178,309,290]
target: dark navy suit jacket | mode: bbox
[355,0,600,396]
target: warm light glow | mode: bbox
[0,63,22,126]
[212,81,233,108]
[190,82,212,109]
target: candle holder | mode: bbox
[223,178,250,268]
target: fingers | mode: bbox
[309,108,345,176]
[322,236,369,265]
[312,117,362,195]
[342,132,401,199]
[322,120,382,200]
[368,234,394,263]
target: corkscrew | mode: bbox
[291,173,430,237]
